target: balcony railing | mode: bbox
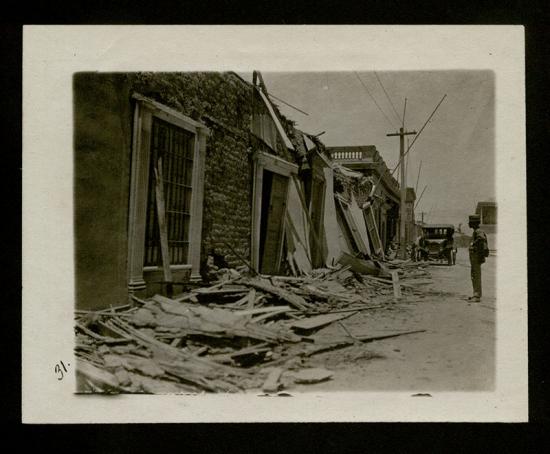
[331,150,370,161]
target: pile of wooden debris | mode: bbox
[75,260,432,394]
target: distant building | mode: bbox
[328,145,400,250]
[476,201,497,252]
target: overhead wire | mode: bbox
[366,93,447,202]
[390,94,447,178]
[415,185,428,210]
[415,160,423,194]
[353,72,398,129]
[374,71,402,125]
[404,94,447,154]
[267,93,309,116]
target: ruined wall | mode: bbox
[130,73,254,269]
[74,73,133,310]
[74,72,308,310]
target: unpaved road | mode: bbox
[286,249,496,392]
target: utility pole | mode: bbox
[387,127,417,259]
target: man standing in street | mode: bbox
[468,214,489,302]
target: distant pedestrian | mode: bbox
[468,214,490,302]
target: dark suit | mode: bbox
[469,228,488,297]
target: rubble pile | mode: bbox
[75,260,432,394]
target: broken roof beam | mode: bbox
[255,87,295,151]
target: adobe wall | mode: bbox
[130,72,254,270]
[74,73,133,310]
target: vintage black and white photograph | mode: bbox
[23,26,526,422]
[73,69,496,394]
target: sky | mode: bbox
[242,71,495,230]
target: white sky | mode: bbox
[243,71,495,229]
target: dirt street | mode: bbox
[290,248,496,392]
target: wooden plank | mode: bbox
[309,177,327,268]
[110,317,250,376]
[337,251,388,276]
[335,205,354,254]
[235,305,291,316]
[245,277,310,311]
[263,330,426,367]
[366,275,428,290]
[322,167,343,267]
[363,204,385,258]
[336,196,368,254]
[261,173,288,274]
[270,275,307,283]
[256,88,295,150]
[252,308,293,323]
[290,311,358,331]
[75,322,109,341]
[313,329,427,346]
[193,278,242,293]
[154,157,172,283]
[289,305,383,315]
[285,211,312,267]
[247,289,256,310]
[210,343,271,363]
[349,194,372,256]
[170,338,182,348]
[364,275,392,285]
[284,178,313,274]
[391,271,402,299]
[76,360,121,390]
[291,175,322,255]
[195,288,249,296]
[293,368,333,384]
[191,346,208,357]
[262,367,284,393]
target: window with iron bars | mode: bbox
[144,117,195,266]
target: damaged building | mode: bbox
[70,70,457,395]
[328,145,401,252]
[74,72,395,311]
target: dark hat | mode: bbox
[469,214,481,223]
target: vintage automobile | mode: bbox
[418,224,456,265]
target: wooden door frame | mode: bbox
[251,151,298,273]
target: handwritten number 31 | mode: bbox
[55,360,70,381]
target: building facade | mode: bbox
[74,72,333,310]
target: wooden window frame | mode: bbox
[127,94,209,293]
[251,151,299,272]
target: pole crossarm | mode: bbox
[386,130,417,137]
